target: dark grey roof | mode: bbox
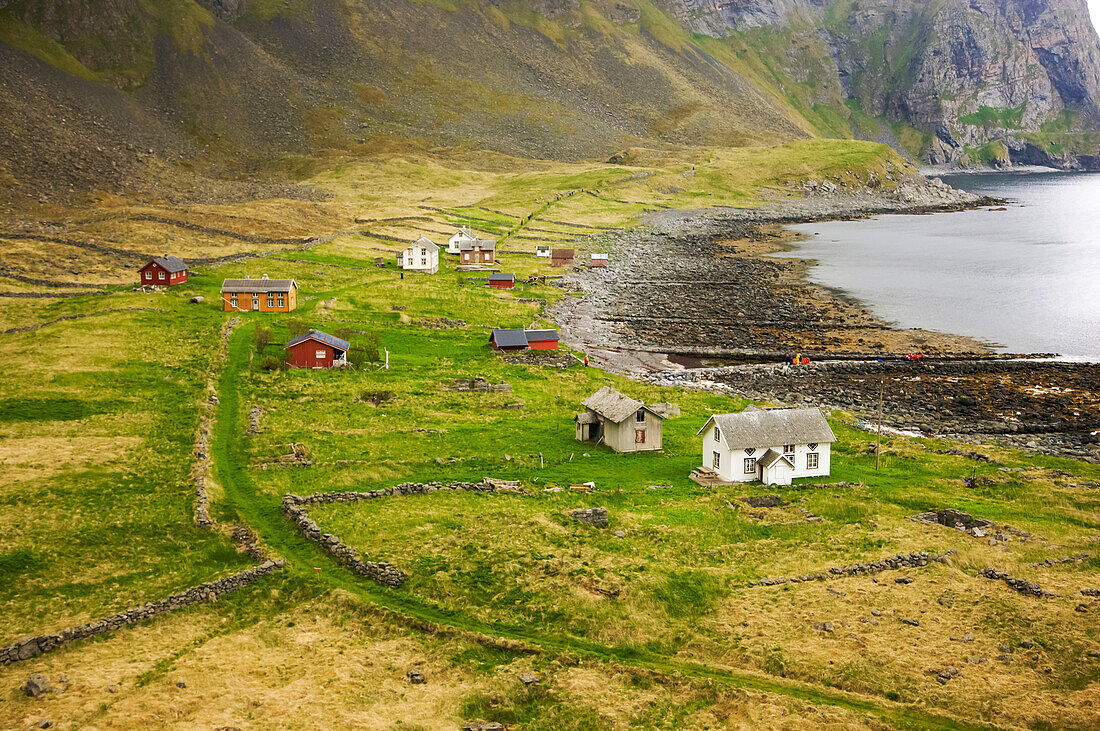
[489,272,515,282]
[524,329,558,342]
[491,328,528,348]
[697,407,836,449]
[582,386,662,423]
[221,277,297,293]
[151,256,187,273]
[286,329,349,351]
[756,448,793,470]
[460,239,496,251]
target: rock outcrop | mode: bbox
[662,0,1100,167]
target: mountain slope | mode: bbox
[663,0,1100,167]
[0,0,819,207]
[2,0,1100,211]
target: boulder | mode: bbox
[570,507,608,527]
[22,674,54,698]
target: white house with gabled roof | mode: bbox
[447,226,478,254]
[697,406,836,485]
[397,237,439,274]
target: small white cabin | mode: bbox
[697,407,836,485]
[535,246,551,258]
[398,237,439,274]
[447,226,478,255]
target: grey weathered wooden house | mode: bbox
[575,385,668,452]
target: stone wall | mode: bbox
[192,316,240,528]
[750,551,951,586]
[282,480,511,588]
[0,559,285,666]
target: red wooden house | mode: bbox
[139,256,188,287]
[526,329,559,350]
[286,329,350,369]
[489,328,559,351]
[489,272,515,289]
[551,248,574,267]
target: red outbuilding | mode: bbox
[489,327,559,351]
[489,272,516,289]
[139,256,188,287]
[526,329,559,350]
[286,329,350,369]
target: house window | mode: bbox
[744,458,757,474]
[636,409,645,423]
[712,451,720,469]
[807,453,819,469]
[635,429,646,444]
[145,272,152,280]
[230,294,238,307]
[713,426,720,442]
[158,271,165,280]
[421,258,427,265]
[783,444,795,454]
[316,349,326,359]
[277,293,285,307]
[267,294,275,308]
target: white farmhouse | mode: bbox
[447,226,478,255]
[697,407,836,485]
[397,237,439,274]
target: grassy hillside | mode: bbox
[0,0,834,210]
[0,148,1098,728]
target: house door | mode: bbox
[252,294,260,310]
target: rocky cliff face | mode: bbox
[663,0,1100,167]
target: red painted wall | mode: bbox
[287,339,336,368]
[489,280,514,289]
[529,339,558,350]
[139,262,188,286]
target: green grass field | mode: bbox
[1,144,1098,728]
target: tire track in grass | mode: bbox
[211,324,996,731]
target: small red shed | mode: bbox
[139,256,188,287]
[526,329,559,350]
[489,272,516,289]
[551,248,574,267]
[286,329,350,369]
[490,328,529,351]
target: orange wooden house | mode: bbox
[220,276,298,312]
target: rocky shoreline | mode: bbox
[550,179,1100,460]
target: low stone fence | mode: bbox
[977,568,1053,597]
[283,480,512,588]
[193,316,240,528]
[0,559,285,666]
[750,551,951,587]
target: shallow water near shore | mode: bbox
[781,171,1100,360]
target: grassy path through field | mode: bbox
[211,322,992,731]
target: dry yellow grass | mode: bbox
[0,592,886,730]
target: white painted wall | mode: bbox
[400,243,439,273]
[700,422,832,483]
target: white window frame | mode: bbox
[230,293,238,307]
[158,271,165,281]
[316,349,326,359]
[145,271,152,280]
[277,293,285,307]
